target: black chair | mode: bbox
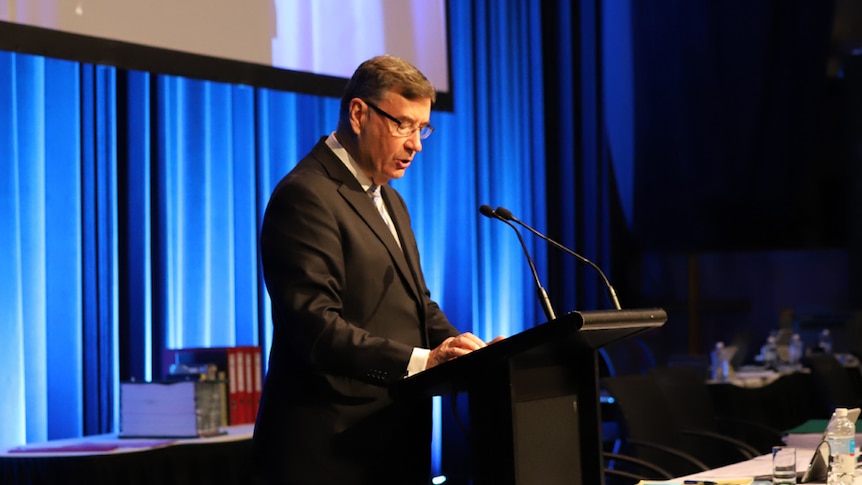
[708,369,818,433]
[599,338,659,454]
[804,353,862,418]
[600,336,658,378]
[603,451,673,485]
[603,373,757,477]
[649,365,785,454]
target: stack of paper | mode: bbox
[120,381,222,438]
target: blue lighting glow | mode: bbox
[0,0,554,455]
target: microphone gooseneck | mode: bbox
[479,205,557,321]
[495,206,622,310]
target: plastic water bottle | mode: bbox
[827,407,856,485]
[788,334,804,367]
[710,341,730,382]
[820,329,833,354]
[762,335,778,369]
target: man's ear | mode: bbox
[348,98,366,135]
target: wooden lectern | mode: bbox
[393,308,667,485]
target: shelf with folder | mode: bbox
[161,345,263,425]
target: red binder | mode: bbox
[161,345,263,425]
[227,347,242,425]
[251,347,263,420]
[236,347,250,423]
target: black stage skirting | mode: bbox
[0,426,254,485]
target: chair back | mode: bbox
[649,365,718,430]
[603,373,706,476]
[805,353,862,418]
[604,371,759,474]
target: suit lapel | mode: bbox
[379,186,427,307]
[311,140,424,305]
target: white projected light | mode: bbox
[0,0,453,109]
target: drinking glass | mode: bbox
[772,446,796,485]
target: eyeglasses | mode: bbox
[363,99,434,140]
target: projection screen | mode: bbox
[0,0,453,109]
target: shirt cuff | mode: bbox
[406,348,430,377]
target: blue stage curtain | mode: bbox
[153,77,262,351]
[0,2,580,472]
[0,53,91,446]
[408,0,549,340]
[541,0,626,314]
[80,63,121,437]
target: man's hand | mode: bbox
[426,332,504,370]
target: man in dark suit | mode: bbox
[254,55,495,484]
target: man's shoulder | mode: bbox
[272,163,332,202]
[289,139,346,180]
[270,141,335,186]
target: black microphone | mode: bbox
[494,206,622,310]
[479,205,557,321]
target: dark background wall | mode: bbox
[612,0,862,366]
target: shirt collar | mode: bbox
[326,132,374,192]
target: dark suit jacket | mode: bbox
[253,137,461,484]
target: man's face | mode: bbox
[349,90,432,185]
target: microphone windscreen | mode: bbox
[495,206,514,221]
[479,205,497,218]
